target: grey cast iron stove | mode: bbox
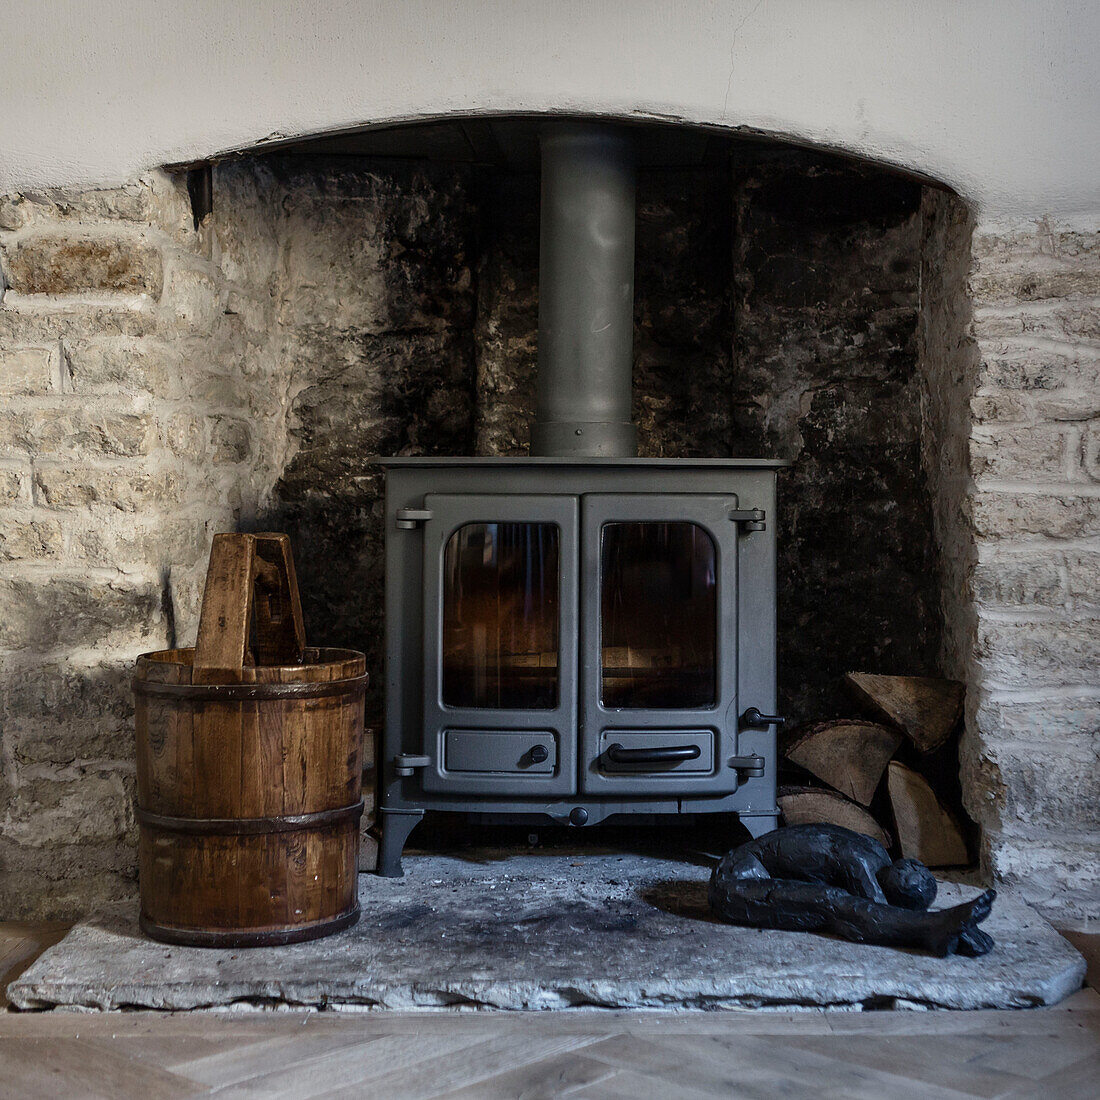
[377,124,787,876]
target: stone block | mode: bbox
[0,574,164,650]
[63,337,180,396]
[0,657,134,764]
[162,414,206,461]
[0,515,65,560]
[987,743,1100,830]
[794,380,922,456]
[68,516,211,570]
[970,424,1066,481]
[972,301,1100,344]
[970,391,1028,423]
[0,302,158,347]
[973,224,1100,265]
[0,194,27,230]
[162,265,223,332]
[1084,424,1100,481]
[1032,388,1100,422]
[1065,550,1100,609]
[735,167,920,314]
[970,268,1100,306]
[177,367,247,408]
[972,339,1100,424]
[973,557,1064,608]
[976,348,1100,395]
[971,492,1100,540]
[0,466,28,503]
[0,767,133,847]
[0,410,29,456]
[47,408,156,457]
[0,346,54,394]
[987,836,1100,924]
[271,158,476,335]
[976,617,1100,689]
[212,161,282,288]
[2,235,163,297]
[0,175,191,235]
[222,289,271,336]
[34,465,184,511]
[983,694,1100,746]
[210,417,251,463]
[0,407,156,459]
[0,836,136,921]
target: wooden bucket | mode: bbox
[134,532,367,947]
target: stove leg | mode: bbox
[740,812,779,839]
[376,808,424,878]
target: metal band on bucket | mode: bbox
[136,800,364,835]
[132,673,367,702]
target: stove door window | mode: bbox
[442,522,560,709]
[600,521,717,709]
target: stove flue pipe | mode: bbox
[531,123,638,458]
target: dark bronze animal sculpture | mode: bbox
[708,823,995,957]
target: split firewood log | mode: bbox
[845,672,965,753]
[886,761,969,867]
[783,719,902,806]
[777,785,892,849]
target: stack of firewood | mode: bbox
[778,673,972,867]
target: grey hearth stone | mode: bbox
[8,851,1085,1012]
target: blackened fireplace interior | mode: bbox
[378,123,787,875]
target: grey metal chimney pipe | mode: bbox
[531,123,637,458]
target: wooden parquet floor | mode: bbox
[3,922,1099,1099]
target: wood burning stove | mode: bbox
[377,456,785,874]
[377,123,787,874]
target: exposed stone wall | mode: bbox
[730,159,941,719]
[954,211,1100,923]
[632,168,736,458]
[256,157,479,725]
[0,168,284,917]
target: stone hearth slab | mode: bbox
[8,852,1085,1011]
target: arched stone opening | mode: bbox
[0,113,1095,923]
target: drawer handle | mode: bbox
[606,743,701,764]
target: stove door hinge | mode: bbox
[394,753,432,777]
[728,753,766,778]
[730,508,766,533]
[395,508,434,530]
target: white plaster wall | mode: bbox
[1,1,1097,217]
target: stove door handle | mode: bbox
[740,708,786,728]
[606,743,701,764]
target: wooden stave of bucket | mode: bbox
[134,532,367,948]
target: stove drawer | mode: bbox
[597,729,714,774]
[444,729,557,775]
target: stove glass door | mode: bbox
[600,521,718,710]
[580,494,740,797]
[442,521,561,711]
[420,493,579,796]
